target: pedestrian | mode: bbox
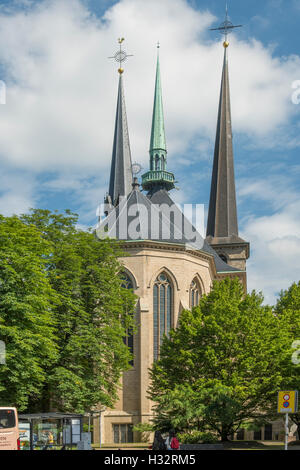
[170,432,180,450]
[152,431,167,450]
[165,430,173,450]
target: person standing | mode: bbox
[170,431,180,450]
[152,431,167,450]
[165,431,171,450]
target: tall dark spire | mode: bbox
[206,44,238,239]
[108,73,133,206]
[107,39,133,206]
[206,12,249,273]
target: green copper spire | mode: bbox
[142,45,175,194]
[150,48,166,153]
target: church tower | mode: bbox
[141,45,175,195]
[206,35,249,273]
[96,37,248,445]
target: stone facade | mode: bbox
[234,418,298,443]
[92,239,293,445]
[94,240,245,444]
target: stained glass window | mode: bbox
[120,272,134,365]
[153,273,173,360]
[120,273,133,290]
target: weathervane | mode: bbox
[108,38,133,74]
[210,4,242,47]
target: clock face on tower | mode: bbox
[131,163,142,175]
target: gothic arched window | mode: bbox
[153,273,173,361]
[190,278,201,308]
[120,272,134,365]
[120,272,133,290]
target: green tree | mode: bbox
[21,209,136,413]
[275,281,300,437]
[0,215,58,411]
[149,278,287,441]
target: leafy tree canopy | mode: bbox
[149,278,291,441]
[0,209,136,414]
[275,281,300,433]
[0,215,58,410]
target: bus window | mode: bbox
[0,409,16,428]
[0,408,19,450]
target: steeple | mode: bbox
[150,46,166,155]
[106,39,133,207]
[206,44,238,239]
[142,44,175,194]
[206,13,249,272]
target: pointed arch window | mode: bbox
[153,273,173,361]
[120,272,134,365]
[120,272,133,290]
[190,278,202,308]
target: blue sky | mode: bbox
[0,0,299,304]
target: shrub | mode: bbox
[178,431,217,444]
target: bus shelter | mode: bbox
[18,412,83,450]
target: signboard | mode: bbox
[19,422,30,449]
[277,391,298,414]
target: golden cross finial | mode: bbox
[210,4,243,47]
[109,38,133,74]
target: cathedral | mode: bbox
[94,37,250,444]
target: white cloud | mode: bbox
[0,0,299,303]
[240,178,300,305]
[0,170,36,215]
[0,0,298,174]
[238,176,299,212]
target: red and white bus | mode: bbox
[0,407,20,450]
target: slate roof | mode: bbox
[97,185,240,274]
[149,189,239,273]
